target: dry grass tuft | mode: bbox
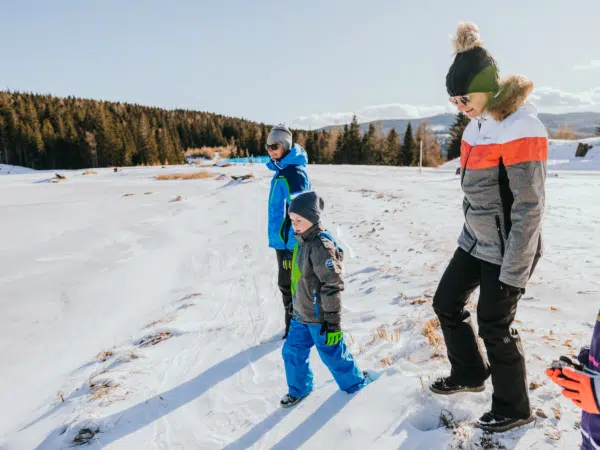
[96,350,114,362]
[144,191,153,195]
[145,317,175,329]
[544,427,562,441]
[155,171,214,181]
[439,409,455,429]
[82,170,98,175]
[137,331,173,348]
[177,303,196,310]
[51,173,67,183]
[57,391,65,402]
[552,406,561,420]
[180,292,202,301]
[550,306,559,311]
[231,174,255,181]
[89,378,120,401]
[345,333,355,346]
[115,350,140,364]
[72,426,100,446]
[185,145,234,160]
[175,195,183,202]
[423,317,442,346]
[380,356,395,367]
[123,193,135,197]
[535,408,548,418]
[409,297,429,305]
[529,380,542,391]
[373,326,402,343]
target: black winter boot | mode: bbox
[429,376,485,395]
[475,411,534,432]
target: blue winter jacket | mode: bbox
[266,144,310,250]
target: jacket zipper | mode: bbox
[495,215,506,257]
[313,289,319,318]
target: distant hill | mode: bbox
[319,112,600,139]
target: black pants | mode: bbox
[433,248,530,419]
[276,250,293,334]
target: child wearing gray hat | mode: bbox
[280,191,372,408]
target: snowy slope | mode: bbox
[0,164,598,449]
[0,164,37,175]
[441,137,600,172]
[547,137,600,170]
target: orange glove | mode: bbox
[546,367,564,385]
[546,367,600,414]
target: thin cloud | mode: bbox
[291,103,455,129]
[573,60,600,71]
[530,86,600,112]
[291,86,600,130]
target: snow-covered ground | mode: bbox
[0,164,37,175]
[441,137,600,172]
[1,163,598,449]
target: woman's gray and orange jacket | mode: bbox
[458,76,548,289]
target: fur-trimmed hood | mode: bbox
[486,75,534,121]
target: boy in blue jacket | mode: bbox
[266,124,310,339]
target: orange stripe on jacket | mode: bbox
[461,137,548,170]
[460,141,473,168]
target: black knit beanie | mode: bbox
[289,191,324,225]
[446,22,499,97]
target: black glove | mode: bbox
[578,346,591,367]
[282,250,293,271]
[320,322,342,346]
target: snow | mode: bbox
[1,163,598,449]
[441,137,600,172]
[0,164,37,175]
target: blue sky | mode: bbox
[2,0,599,128]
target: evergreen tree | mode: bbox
[0,116,7,164]
[383,128,401,166]
[596,124,600,137]
[305,131,316,163]
[345,116,362,164]
[399,122,416,166]
[259,124,268,156]
[138,114,159,165]
[447,112,470,161]
[334,124,348,164]
[361,123,377,165]
[158,128,174,164]
[96,106,120,167]
[0,91,335,170]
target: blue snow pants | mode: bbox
[282,318,367,397]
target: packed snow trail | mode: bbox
[0,164,597,449]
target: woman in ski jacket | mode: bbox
[429,22,548,433]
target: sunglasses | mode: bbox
[265,143,281,151]
[449,95,471,106]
